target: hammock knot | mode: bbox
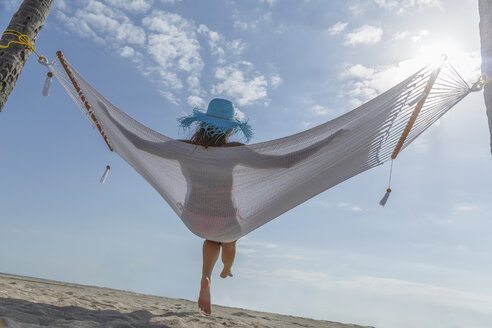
[471,73,492,92]
[0,29,45,62]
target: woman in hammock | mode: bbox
[176,98,250,315]
[99,98,345,315]
[176,98,347,315]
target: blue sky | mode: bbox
[1,0,492,327]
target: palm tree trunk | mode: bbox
[479,0,492,153]
[0,0,53,112]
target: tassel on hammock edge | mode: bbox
[42,72,53,97]
[379,188,391,206]
[379,159,394,207]
[100,165,111,184]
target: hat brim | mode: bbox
[178,108,253,142]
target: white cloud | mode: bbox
[270,270,492,313]
[300,122,314,129]
[412,29,430,42]
[328,22,348,35]
[198,24,225,58]
[237,248,257,256]
[270,74,282,88]
[55,0,68,11]
[212,62,268,106]
[237,238,302,260]
[394,31,409,40]
[142,11,201,71]
[56,11,102,44]
[56,1,146,45]
[232,107,245,121]
[230,265,492,328]
[341,64,375,79]
[228,39,247,56]
[454,204,481,213]
[105,0,153,13]
[55,1,273,106]
[187,76,201,91]
[238,238,278,249]
[374,0,399,8]
[258,0,276,6]
[339,47,480,108]
[337,202,363,212]
[264,253,302,260]
[187,95,205,108]
[232,10,272,32]
[344,25,383,46]
[374,0,442,13]
[340,59,423,105]
[120,46,135,58]
[198,25,247,61]
[233,21,249,31]
[308,104,331,116]
[316,200,332,208]
[142,10,204,101]
[348,3,365,16]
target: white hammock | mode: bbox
[47,52,471,242]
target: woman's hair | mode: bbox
[189,126,231,148]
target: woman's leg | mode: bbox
[198,240,220,315]
[220,241,236,278]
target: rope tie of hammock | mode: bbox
[380,63,443,206]
[56,50,114,152]
[470,73,492,92]
[0,29,47,64]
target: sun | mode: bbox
[416,40,460,66]
[414,39,480,82]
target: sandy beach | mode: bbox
[0,273,373,328]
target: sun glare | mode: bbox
[415,40,480,82]
[417,41,458,66]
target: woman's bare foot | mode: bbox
[198,276,212,315]
[220,267,233,278]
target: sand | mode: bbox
[0,273,373,328]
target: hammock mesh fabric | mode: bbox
[49,54,470,242]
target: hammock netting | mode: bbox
[48,54,470,242]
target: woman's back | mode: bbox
[180,127,244,216]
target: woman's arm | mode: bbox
[97,100,181,159]
[241,129,347,169]
[223,142,245,147]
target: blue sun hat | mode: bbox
[178,98,253,142]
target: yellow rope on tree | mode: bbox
[0,29,45,62]
[471,73,492,91]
